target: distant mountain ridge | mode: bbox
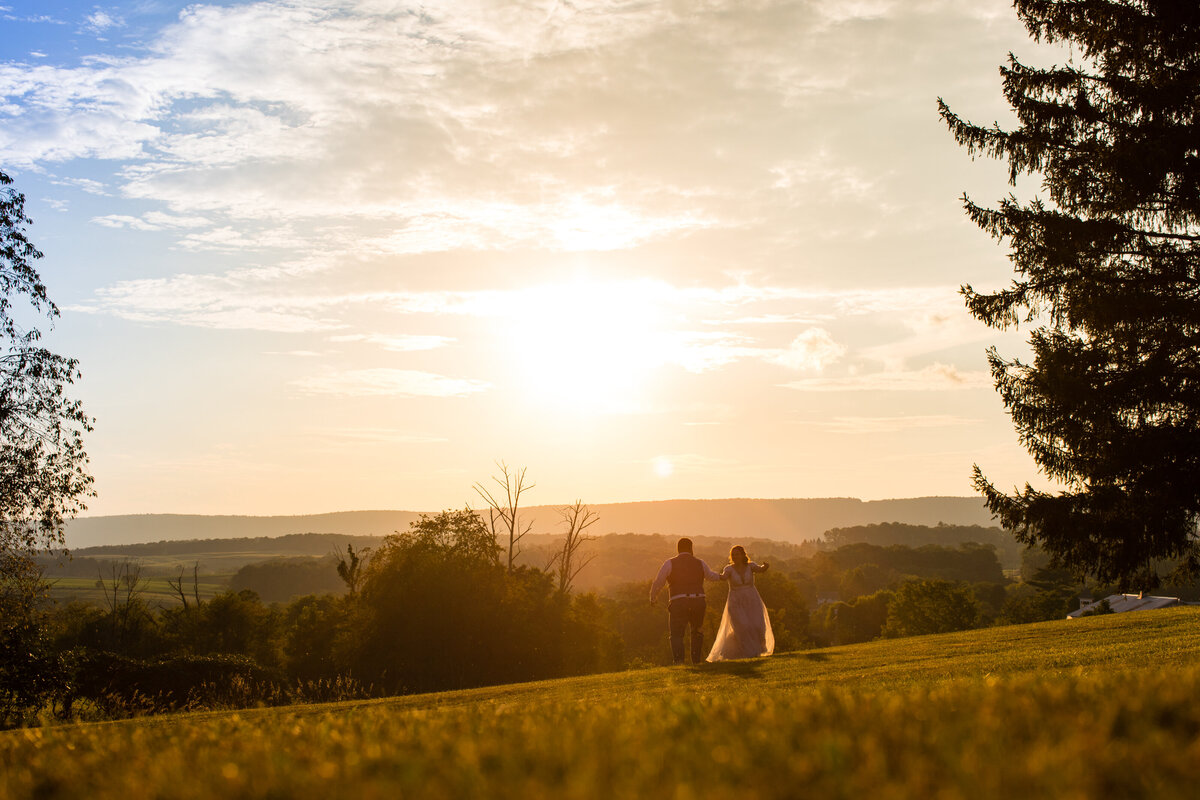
[64,496,995,548]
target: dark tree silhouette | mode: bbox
[335,544,369,597]
[940,1,1200,586]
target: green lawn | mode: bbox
[4,608,1200,799]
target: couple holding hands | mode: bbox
[650,538,775,664]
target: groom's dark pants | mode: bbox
[667,596,706,664]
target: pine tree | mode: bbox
[939,1,1200,587]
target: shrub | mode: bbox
[66,650,283,716]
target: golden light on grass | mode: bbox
[5,610,1199,799]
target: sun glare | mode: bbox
[499,279,673,415]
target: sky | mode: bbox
[0,0,1066,517]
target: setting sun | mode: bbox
[498,279,674,415]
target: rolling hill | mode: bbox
[63,495,994,548]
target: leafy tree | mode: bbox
[970,581,1010,623]
[882,580,981,638]
[810,590,893,646]
[838,563,899,600]
[281,593,349,682]
[754,570,811,651]
[350,509,507,691]
[231,555,345,603]
[0,552,63,726]
[188,590,281,669]
[999,562,1083,623]
[603,581,669,666]
[1,170,92,720]
[0,170,93,557]
[557,592,623,675]
[999,586,1077,624]
[940,2,1200,586]
[815,543,1005,585]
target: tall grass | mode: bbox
[4,608,1199,799]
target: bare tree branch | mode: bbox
[551,500,599,595]
[167,565,190,610]
[473,461,535,572]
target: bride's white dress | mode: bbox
[706,562,774,662]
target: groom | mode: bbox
[649,538,722,665]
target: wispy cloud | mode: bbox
[264,350,323,357]
[302,427,449,445]
[781,363,991,392]
[293,368,490,398]
[805,415,978,434]
[52,176,108,194]
[330,333,454,352]
[93,211,211,231]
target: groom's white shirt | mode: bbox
[650,556,722,603]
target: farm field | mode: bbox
[4,608,1200,799]
[45,576,231,607]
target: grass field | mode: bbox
[4,608,1200,799]
[45,575,231,606]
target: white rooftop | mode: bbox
[1067,593,1181,619]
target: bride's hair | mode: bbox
[729,545,749,566]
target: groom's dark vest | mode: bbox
[667,553,705,597]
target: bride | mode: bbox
[706,545,775,662]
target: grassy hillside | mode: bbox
[5,608,1199,799]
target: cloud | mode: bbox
[176,225,308,252]
[93,211,211,230]
[769,152,880,202]
[781,363,991,392]
[84,11,123,34]
[666,327,844,374]
[67,264,347,333]
[52,176,108,194]
[330,333,454,352]
[813,0,897,24]
[292,368,490,398]
[0,0,1030,270]
[1,13,67,26]
[302,427,449,445]
[807,415,978,434]
[767,329,846,371]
